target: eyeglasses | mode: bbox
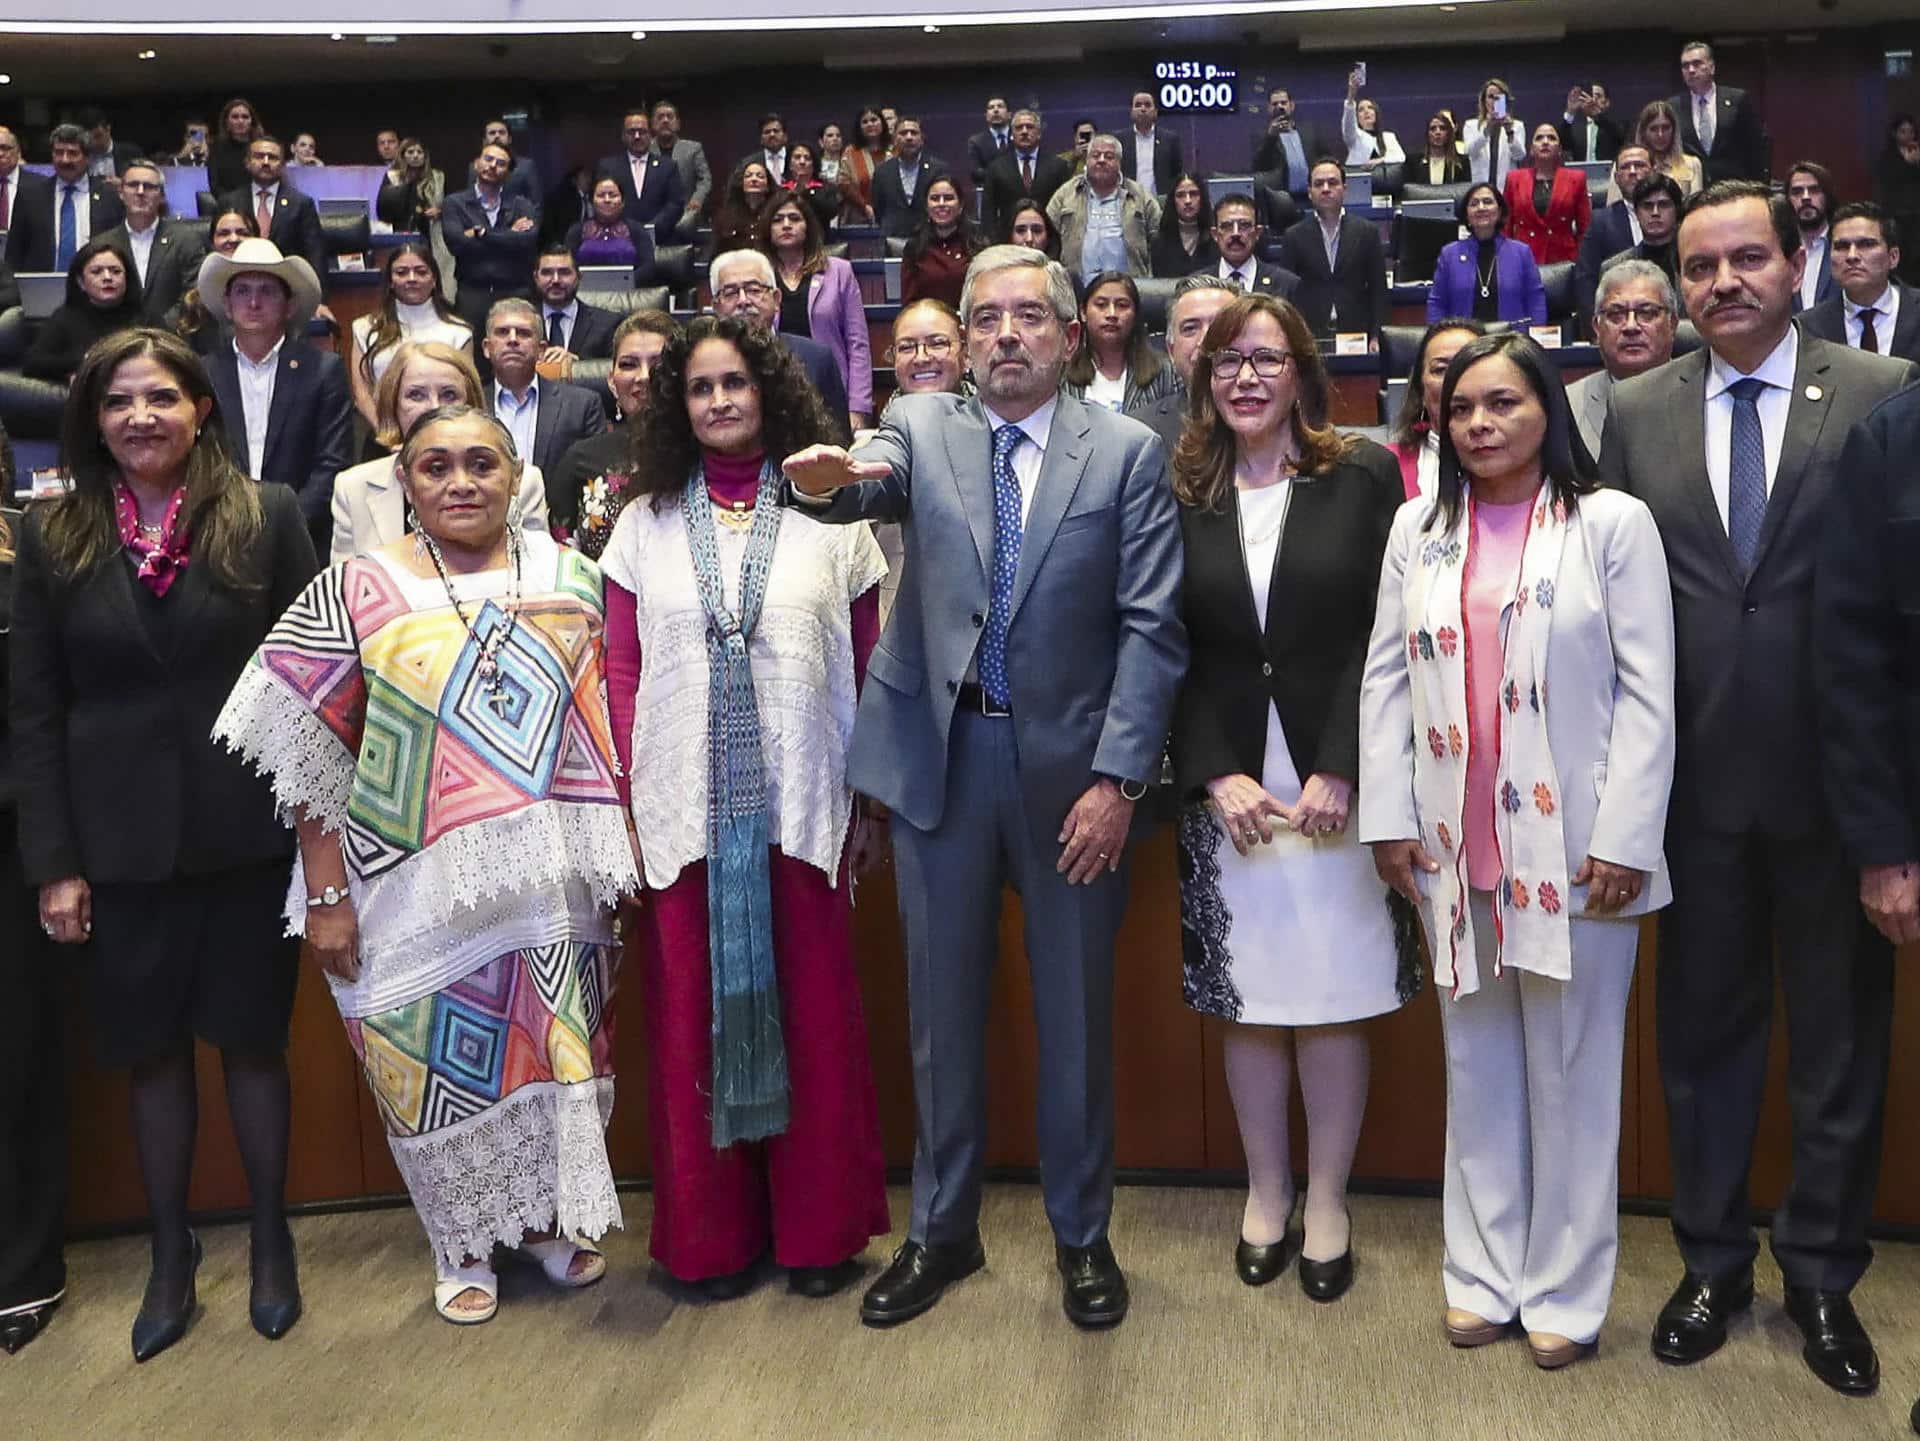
[1210,348,1293,379]
[715,281,773,303]
[1214,219,1258,235]
[893,335,955,359]
[121,179,162,193]
[1597,303,1668,327]
[967,303,1058,335]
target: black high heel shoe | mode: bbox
[250,1225,303,1340]
[132,1231,202,1363]
[1234,1235,1296,1287]
[1298,1210,1354,1302]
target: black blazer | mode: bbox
[777,334,851,443]
[542,298,620,361]
[497,376,608,477]
[1799,283,1920,364]
[1149,230,1220,278]
[1574,200,1638,336]
[1279,214,1388,339]
[98,218,207,321]
[441,189,541,292]
[8,482,319,885]
[1251,125,1331,192]
[206,340,353,525]
[593,150,686,243]
[1815,381,1920,866]
[217,182,327,278]
[1671,86,1768,184]
[1556,111,1625,163]
[1171,442,1404,794]
[983,150,1072,242]
[1119,130,1186,197]
[872,155,952,239]
[967,128,1010,185]
[1599,337,1918,835]
[4,173,125,273]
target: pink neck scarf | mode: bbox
[114,482,192,597]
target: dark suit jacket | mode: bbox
[442,189,541,292]
[8,482,318,885]
[1119,129,1186,198]
[983,150,1072,242]
[1126,387,1186,458]
[217,181,326,278]
[1279,214,1387,338]
[1798,283,1920,364]
[1225,259,1303,300]
[98,218,206,320]
[544,298,619,360]
[0,254,18,313]
[1599,335,1917,835]
[4,173,124,273]
[494,376,607,477]
[967,128,1011,185]
[1575,201,1638,335]
[1672,85,1768,184]
[872,154,952,239]
[593,150,686,243]
[467,155,543,213]
[1815,381,1920,866]
[1251,125,1331,192]
[1170,441,1403,794]
[1556,111,1625,162]
[206,340,353,525]
[779,333,851,443]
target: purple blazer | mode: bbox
[787,255,873,417]
[1426,236,1548,327]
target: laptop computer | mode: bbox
[17,273,68,318]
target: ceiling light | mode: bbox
[0,74,11,85]
[329,31,344,40]
[137,48,157,59]
[365,34,398,44]
[631,29,646,39]
[924,22,940,32]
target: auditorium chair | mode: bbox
[1371,162,1406,201]
[0,305,68,440]
[568,286,674,417]
[1134,277,1178,334]
[319,210,371,272]
[1540,261,1575,324]
[651,244,696,305]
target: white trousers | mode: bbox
[1437,890,1640,1342]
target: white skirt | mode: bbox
[1179,706,1406,1027]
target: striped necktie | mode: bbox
[1726,377,1767,573]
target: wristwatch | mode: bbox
[307,884,347,908]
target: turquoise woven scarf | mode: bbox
[681,458,790,1147]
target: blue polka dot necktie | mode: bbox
[979,423,1024,707]
[1726,376,1767,575]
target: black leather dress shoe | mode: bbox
[1234,1236,1295,1287]
[1908,1392,1919,1435]
[788,1259,862,1299]
[249,1227,302,1340]
[1,1304,55,1355]
[1299,1249,1354,1303]
[859,1234,985,1326]
[1056,1240,1129,1328]
[697,1266,759,1301]
[132,1232,202,1364]
[1649,1266,1753,1365]
[1784,1288,1879,1395]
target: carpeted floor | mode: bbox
[8,1185,1918,1440]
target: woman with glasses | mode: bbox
[1170,293,1414,1302]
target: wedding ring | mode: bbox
[1097,851,1110,860]
[42,923,55,936]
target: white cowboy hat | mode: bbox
[197,238,322,332]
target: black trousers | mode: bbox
[451,282,530,342]
[1657,824,1893,1292]
[0,832,67,1312]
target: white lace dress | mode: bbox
[213,536,639,1264]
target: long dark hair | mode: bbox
[754,191,826,282]
[47,328,265,587]
[358,241,461,388]
[1429,330,1596,533]
[903,175,985,264]
[853,103,892,156]
[1065,271,1161,391]
[1173,294,1349,511]
[1005,197,1060,258]
[63,237,145,319]
[1155,171,1211,245]
[1390,317,1487,447]
[633,315,836,504]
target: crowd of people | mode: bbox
[2,36,1920,1436]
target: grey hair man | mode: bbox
[1046,133,1160,283]
[1128,273,1241,452]
[707,248,850,434]
[782,244,1186,1333]
[482,295,606,475]
[1567,258,1678,457]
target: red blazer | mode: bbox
[1503,165,1591,266]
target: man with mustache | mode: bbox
[1598,181,1917,1398]
[783,246,1185,1332]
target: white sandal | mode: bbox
[512,1236,607,1289]
[433,1261,499,1324]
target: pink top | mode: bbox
[1462,496,1534,891]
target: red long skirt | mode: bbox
[638,849,890,1281]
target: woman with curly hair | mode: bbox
[708,160,776,256]
[598,315,891,1300]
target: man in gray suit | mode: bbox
[649,101,712,239]
[1567,258,1677,459]
[1599,181,1917,1396]
[784,246,1186,1331]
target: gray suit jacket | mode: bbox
[805,390,1188,831]
[1598,335,1917,835]
[653,137,713,214]
[1566,368,1614,462]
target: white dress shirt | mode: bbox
[764,147,787,183]
[626,152,652,204]
[1798,227,1828,310]
[0,171,16,235]
[234,338,284,479]
[252,181,280,229]
[1132,129,1158,197]
[1703,324,1796,533]
[124,219,158,288]
[542,298,579,349]
[1693,86,1718,153]
[979,395,1055,526]
[493,380,540,463]
[1846,284,1900,350]
[1218,257,1257,289]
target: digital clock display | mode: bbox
[1153,60,1238,114]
